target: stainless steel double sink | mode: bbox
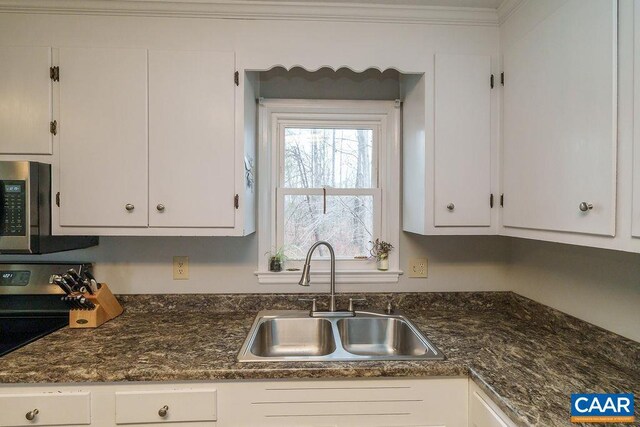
[237,310,445,362]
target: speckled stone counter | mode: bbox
[0,292,638,426]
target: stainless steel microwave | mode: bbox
[0,161,98,254]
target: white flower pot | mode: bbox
[377,257,389,271]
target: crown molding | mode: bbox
[496,0,524,25]
[0,0,499,26]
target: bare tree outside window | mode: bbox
[281,128,375,259]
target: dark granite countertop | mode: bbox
[0,292,638,426]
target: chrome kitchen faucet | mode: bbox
[298,241,338,312]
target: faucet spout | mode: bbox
[298,241,337,312]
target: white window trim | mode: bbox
[256,99,402,285]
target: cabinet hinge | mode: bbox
[50,66,59,82]
[234,71,239,86]
[490,193,494,208]
[490,74,494,89]
[500,72,504,86]
[500,194,504,207]
[56,192,60,207]
[50,120,57,135]
[234,194,239,209]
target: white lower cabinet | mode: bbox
[220,378,468,427]
[115,390,217,425]
[468,382,516,427]
[0,391,91,427]
[0,378,517,427]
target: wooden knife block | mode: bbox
[69,283,124,329]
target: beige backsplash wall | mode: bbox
[0,234,511,294]
[3,235,639,341]
[505,239,640,342]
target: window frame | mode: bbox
[256,99,401,285]
[277,120,382,266]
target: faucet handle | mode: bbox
[348,298,367,312]
[385,301,394,314]
[298,298,317,313]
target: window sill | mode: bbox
[255,269,403,285]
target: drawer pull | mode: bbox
[579,201,593,212]
[158,405,169,418]
[25,409,39,421]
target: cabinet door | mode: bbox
[0,47,52,154]
[469,382,516,427]
[502,0,617,236]
[633,4,640,237]
[148,50,235,228]
[58,47,148,227]
[434,54,492,227]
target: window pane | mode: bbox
[284,128,373,189]
[283,194,374,259]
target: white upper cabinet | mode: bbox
[148,50,236,228]
[58,47,149,227]
[502,0,617,236]
[0,46,53,154]
[402,53,495,236]
[434,54,492,227]
[54,47,249,235]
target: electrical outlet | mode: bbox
[173,256,189,280]
[408,257,428,278]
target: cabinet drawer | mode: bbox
[115,389,217,424]
[0,391,90,426]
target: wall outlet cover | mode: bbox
[408,257,428,278]
[173,256,189,280]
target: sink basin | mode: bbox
[237,310,444,362]
[337,317,430,356]
[249,318,336,357]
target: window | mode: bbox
[257,100,400,284]
[279,127,380,260]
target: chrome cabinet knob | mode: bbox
[446,203,455,211]
[579,202,593,212]
[125,204,135,212]
[158,405,169,418]
[25,409,39,421]
[156,204,165,212]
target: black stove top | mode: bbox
[0,294,69,357]
[0,263,88,357]
[0,315,68,357]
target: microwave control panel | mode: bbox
[1,180,26,236]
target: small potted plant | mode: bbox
[266,247,287,272]
[370,239,394,271]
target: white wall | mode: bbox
[506,238,640,342]
[0,233,511,294]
